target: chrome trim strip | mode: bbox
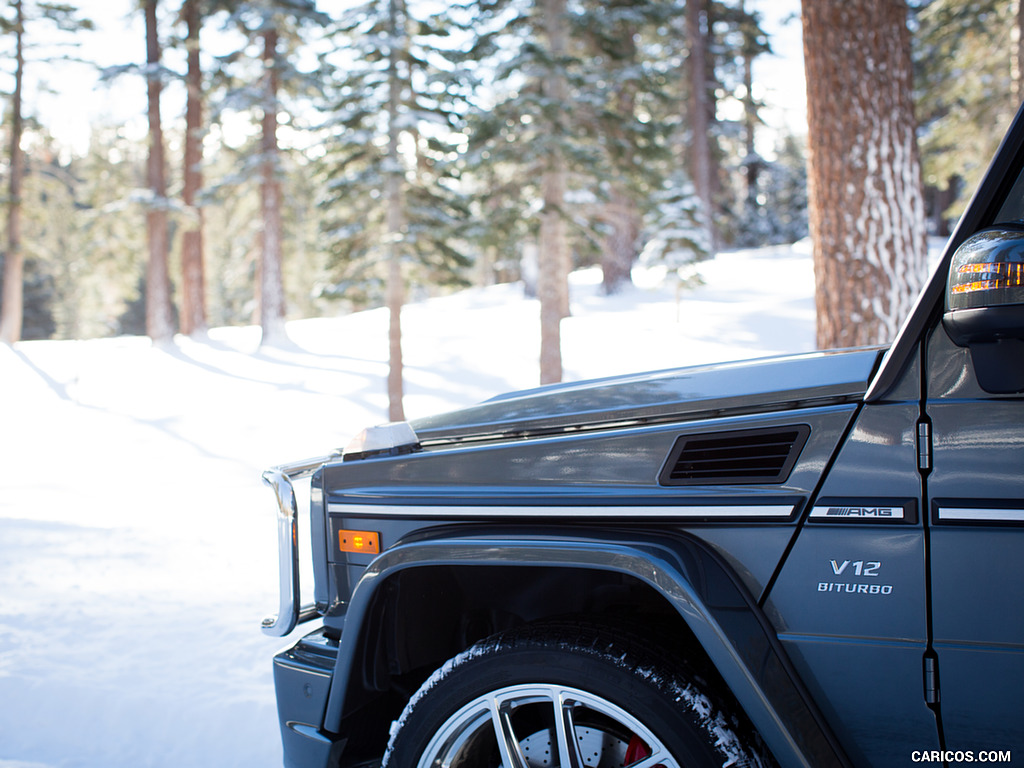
[937,507,1024,523]
[261,455,338,637]
[326,503,795,519]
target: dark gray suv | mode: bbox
[259,108,1024,768]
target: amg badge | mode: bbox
[810,505,905,520]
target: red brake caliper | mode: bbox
[624,734,664,767]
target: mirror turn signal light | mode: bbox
[338,529,381,555]
[951,261,1024,294]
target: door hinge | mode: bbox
[924,653,940,705]
[917,420,932,472]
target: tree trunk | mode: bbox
[1015,0,1024,104]
[181,0,207,337]
[538,0,570,385]
[685,0,717,254]
[802,0,928,349]
[601,26,640,296]
[600,190,638,295]
[0,0,25,345]
[741,0,760,215]
[386,0,406,422]
[145,0,175,344]
[259,26,287,345]
[539,163,567,385]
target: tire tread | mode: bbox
[382,620,775,768]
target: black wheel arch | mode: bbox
[322,526,850,768]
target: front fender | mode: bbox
[322,529,848,768]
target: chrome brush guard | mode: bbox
[260,455,336,637]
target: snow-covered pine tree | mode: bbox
[709,0,775,246]
[460,0,596,384]
[574,0,681,295]
[216,0,330,347]
[143,0,175,345]
[639,169,709,279]
[179,0,208,338]
[318,0,471,420]
[915,0,1021,224]
[0,0,27,345]
[0,0,93,344]
[685,0,716,255]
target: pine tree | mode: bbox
[0,0,26,344]
[259,22,286,344]
[685,0,717,254]
[463,0,726,376]
[575,0,680,294]
[640,169,708,274]
[319,0,471,418]
[915,0,1019,223]
[74,128,151,338]
[217,0,329,346]
[712,0,772,244]
[672,0,775,252]
[179,0,207,337]
[0,0,92,343]
[464,0,598,384]
[20,138,82,339]
[733,130,808,248]
[201,138,263,328]
[536,0,571,384]
[144,0,176,344]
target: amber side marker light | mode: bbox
[951,261,1024,294]
[338,529,381,555]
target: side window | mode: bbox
[994,162,1024,224]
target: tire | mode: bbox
[381,623,773,768]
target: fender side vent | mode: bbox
[659,425,810,486]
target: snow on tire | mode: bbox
[382,623,774,768]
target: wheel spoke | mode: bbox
[489,695,529,768]
[552,690,586,768]
[413,680,689,768]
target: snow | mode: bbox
[0,244,813,768]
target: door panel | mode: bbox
[926,328,1024,752]
[767,400,938,767]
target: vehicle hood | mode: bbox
[412,348,885,443]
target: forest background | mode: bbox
[0,0,1016,412]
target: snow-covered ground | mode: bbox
[0,244,815,768]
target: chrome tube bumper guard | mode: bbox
[261,455,337,637]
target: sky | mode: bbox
[22,2,144,155]
[18,0,809,158]
[749,1,807,141]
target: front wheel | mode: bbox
[382,624,773,768]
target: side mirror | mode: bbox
[943,227,1024,393]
